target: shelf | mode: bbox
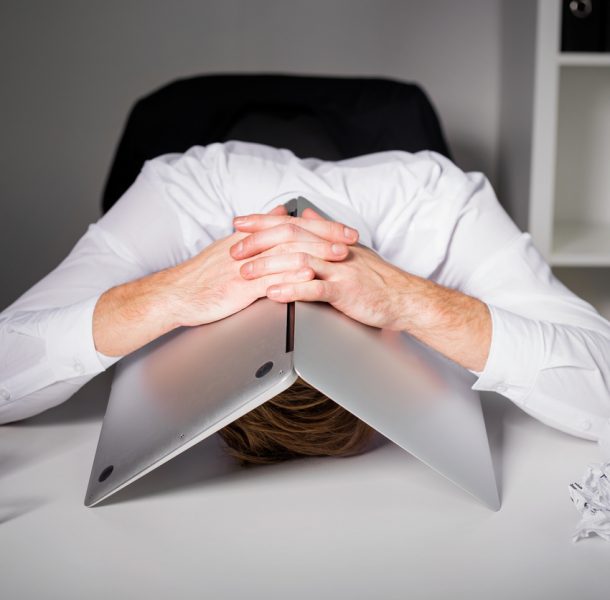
[558,52,610,67]
[551,221,610,266]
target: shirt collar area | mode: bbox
[258,190,374,248]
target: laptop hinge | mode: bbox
[285,203,298,353]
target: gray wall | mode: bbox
[497,0,537,232]
[0,0,501,309]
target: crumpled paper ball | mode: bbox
[569,461,610,542]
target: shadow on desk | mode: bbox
[101,429,392,506]
[0,496,46,525]
[480,391,512,499]
[0,370,113,492]
[477,390,576,500]
[102,394,523,508]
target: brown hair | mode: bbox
[218,377,374,465]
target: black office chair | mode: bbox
[102,74,452,213]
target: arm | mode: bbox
[460,232,610,440]
[0,143,257,424]
[0,167,194,424]
[91,220,329,357]
[231,197,610,441]
[0,173,355,425]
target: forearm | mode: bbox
[92,269,181,357]
[93,224,318,357]
[395,273,492,372]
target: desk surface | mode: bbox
[1,370,608,600]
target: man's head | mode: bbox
[218,377,374,465]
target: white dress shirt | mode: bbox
[1,141,609,439]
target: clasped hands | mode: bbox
[174,204,413,332]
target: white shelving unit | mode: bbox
[529,1,610,268]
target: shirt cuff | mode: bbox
[43,296,112,380]
[96,350,121,369]
[471,304,544,402]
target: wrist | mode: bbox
[392,271,492,371]
[392,271,435,333]
[141,267,188,331]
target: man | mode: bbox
[1,141,609,446]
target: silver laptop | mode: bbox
[85,197,499,510]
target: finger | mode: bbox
[254,241,348,264]
[301,207,326,221]
[262,241,349,263]
[231,223,343,259]
[267,204,288,216]
[266,279,339,304]
[253,267,315,295]
[231,206,285,237]
[232,213,359,245]
[240,249,339,280]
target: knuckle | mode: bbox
[313,280,325,298]
[285,223,300,237]
[239,262,251,276]
[296,252,309,267]
[331,221,344,238]
[241,235,255,253]
[324,242,339,257]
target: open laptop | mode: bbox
[85,197,499,510]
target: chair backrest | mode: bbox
[102,74,451,212]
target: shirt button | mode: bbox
[73,359,85,375]
[578,418,592,432]
[495,384,507,394]
[0,387,11,402]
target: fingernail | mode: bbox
[298,268,311,278]
[243,262,253,275]
[234,217,247,225]
[234,241,243,255]
[332,243,345,255]
[268,287,281,298]
[344,226,356,239]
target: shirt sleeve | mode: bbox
[432,168,610,441]
[0,145,234,424]
[0,222,143,424]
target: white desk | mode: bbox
[1,370,608,600]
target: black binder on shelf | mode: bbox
[561,0,608,52]
[606,0,610,49]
